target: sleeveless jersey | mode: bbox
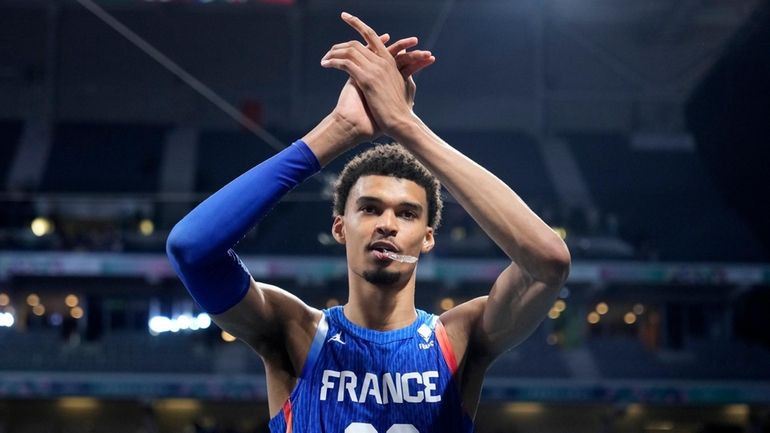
[268,306,475,433]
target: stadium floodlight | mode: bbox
[176,314,192,330]
[149,316,172,334]
[139,219,154,236]
[30,217,54,237]
[0,312,14,328]
[65,294,79,308]
[195,313,211,329]
[148,313,211,335]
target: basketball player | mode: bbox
[166,13,570,433]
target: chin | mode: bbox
[362,269,402,286]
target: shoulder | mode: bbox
[438,296,492,367]
[439,296,487,336]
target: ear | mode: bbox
[421,226,435,253]
[332,215,346,245]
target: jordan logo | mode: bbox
[328,332,346,345]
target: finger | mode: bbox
[395,51,434,76]
[323,42,375,66]
[328,40,365,54]
[322,45,373,71]
[379,33,390,45]
[341,12,388,56]
[386,37,419,57]
[320,57,365,80]
[395,50,432,69]
[399,56,436,78]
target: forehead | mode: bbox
[347,175,428,208]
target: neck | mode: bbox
[344,270,417,331]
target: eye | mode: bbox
[400,210,418,220]
[360,205,378,214]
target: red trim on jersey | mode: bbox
[282,399,293,433]
[435,320,458,375]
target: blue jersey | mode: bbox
[268,306,475,433]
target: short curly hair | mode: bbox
[333,143,443,229]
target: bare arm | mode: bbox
[395,121,570,356]
[322,13,571,358]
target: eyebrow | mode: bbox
[356,196,424,213]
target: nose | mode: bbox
[375,210,398,237]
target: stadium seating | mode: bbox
[41,123,167,193]
[0,119,23,184]
[565,133,766,261]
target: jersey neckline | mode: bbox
[325,305,430,344]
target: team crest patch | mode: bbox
[417,323,434,349]
[417,324,433,342]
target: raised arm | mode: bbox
[165,33,435,358]
[322,13,571,359]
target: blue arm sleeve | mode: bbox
[166,140,321,314]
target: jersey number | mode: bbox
[345,423,419,433]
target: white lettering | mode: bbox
[382,372,402,404]
[387,425,420,433]
[346,423,378,433]
[319,370,441,405]
[339,370,358,402]
[358,372,383,404]
[401,372,423,403]
[422,371,440,402]
[320,370,340,401]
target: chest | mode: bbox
[312,331,449,406]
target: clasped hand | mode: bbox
[324,12,435,142]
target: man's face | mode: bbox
[333,175,434,288]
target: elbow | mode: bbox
[541,238,571,288]
[166,222,201,269]
[165,224,186,267]
[166,218,234,275]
